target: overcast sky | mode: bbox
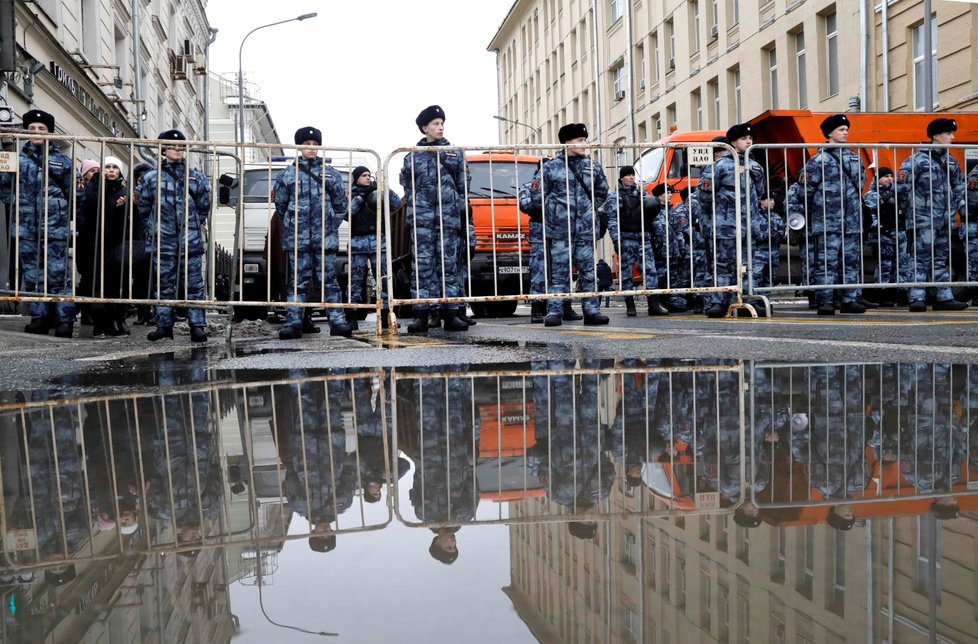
[206,0,516,165]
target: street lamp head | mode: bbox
[297,13,317,20]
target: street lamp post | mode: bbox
[237,13,317,144]
[494,115,542,144]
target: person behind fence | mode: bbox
[652,184,693,313]
[959,159,978,306]
[518,159,551,323]
[273,126,352,340]
[786,114,867,316]
[137,129,211,343]
[596,257,613,307]
[863,166,911,307]
[398,105,469,334]
[0,109,77,337]
[897,117,969,312]
[750,150,786,293]
[541,123,610,327]
[605,165,667,317]
[695,123,765,318]
[130,161,154,326]
[79,156,131,338]
[348,166,401,331]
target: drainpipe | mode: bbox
[624,0,636,144]
[923,0,933,111]
[203,27,218,141]
[131,0,143,138]
[590,0,602,154]
[859,0,868,111]
[881,0,890,112]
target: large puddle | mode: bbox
[2,358,976,642]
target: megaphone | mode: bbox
[787,212,806,231]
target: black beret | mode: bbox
[820,113,850,138]
[558,122,589,143]
[651,183,667,197]
[23,109,55,132]
[927,117,957,139]
[725,123,753,141]
[733,509,762,528]
[877,166,893,177]
[416,105,446,132]
[44,565,76,587]
[619,165,635,179]
[352,166,371,184]
[158,129,186,141]
[294,126,322,146]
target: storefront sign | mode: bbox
[49,62,125,137]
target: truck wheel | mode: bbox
[233,306,267,322]
[491,301,518,318]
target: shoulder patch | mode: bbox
[798,171,808,185]
[699,179,712,191]
[897,170,909,182]
[969,178,978,191]
[530,179,540,191]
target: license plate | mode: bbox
[497,266,529,274]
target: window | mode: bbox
[772,526,786,582]
[81,0,99,58]
[701,568,712,629]
[711,0,719,37]
[692,89,703,130]
[666,18,676,70]
[610,0,624,22]
[666,103,677,132]
[916,517,944,598]
[729,66,742,123]
[625,606,640,642]
[767,46,779,109]
[625,530,638,566]
[832,530,847,615]
[690,1,702,54]
[637,44,646,90]
[652,33,660,84]
[795,30,808,109]
[728,0,740,26]
[708,78,720,128]
[613,65,626,100]
[912,17,939,110]
[825,11,839,97]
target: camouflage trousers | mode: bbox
[19,240,75,323]
[546,236,599,316]
[154,252,205,328]
[805,233,862,306]
[620,232,658,296]
[349,234,388,308]
[660,249,692,309]
[873,229,912,285]
[529,221,546,296]
[703,238,741,308]
[751,237,781,290]
[908,227,953,303]
[409,219,462,314]
[283,250,346,329]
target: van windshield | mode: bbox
[243,166,349,203]
[467,161,539,199]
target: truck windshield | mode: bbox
[467,161,539,199]
[243,167,349,203]
[633,147,665,183]
[668,149,705,180]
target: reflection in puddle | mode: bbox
[2,359,977,641]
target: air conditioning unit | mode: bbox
[711,25,719,39]
[668,57,675,70]
[615,90,626,101]
[639,79,646,89]
[168,49,188,81]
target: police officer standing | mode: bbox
[787,114,867,315]
[400,105,470,334]
[541,123,610,327]
[138,129,211,342]
[864,167,911,306]
[0,109,77,337]
[273,126,352,339]
[348,166,401,331]
[897,117,969,312]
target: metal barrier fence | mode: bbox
[389,360,746,529]
[382,141,757,330]
[746,143,978,311]
[747,363,978,524]
[0,369,394,572]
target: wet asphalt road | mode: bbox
[3,298,978,397]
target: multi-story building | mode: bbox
[1,0,212,146]
[489,0,978,171]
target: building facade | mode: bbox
[489,0,978,171]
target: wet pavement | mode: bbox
[3,344,978,642]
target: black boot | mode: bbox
[562,301,583,321]
[442,310,470,332]
[706,304,726,318]
[624,296,637,317]
[544,313,562,327]
[457,305,476,326]
[647,296,669,316]
[330,322,353,337]
[583,312,609,325]
[279,325,302,340]
[408,310,430,334]
[54,322,74,338]
[530,301,546,323]
[190,326,208,343]
[24,317,51,335]
[428,309,442,329]
[134,306,153,325]
[91,311,109,339]
[302,313,321,334]
[345,309,359,331]
[147,326,173,341]
[113,307,130,336]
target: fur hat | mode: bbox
[294,126,322,146]
[725,123,753,141]
[415,105,446,132]
[927,117,957,139]
[558,122,589,143]
[158,129,186,141]
[820,113,850,138]
[23,108,55,132]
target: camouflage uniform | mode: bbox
[273,156,348,330]
[541,152,610,317]
[0,141,76,324]
[695,152,765,308]
[604,181,657,296]
[960,165,978,290]
[897,148,967,304]
[518,175,547,299]
[609,359,662,474]
[349,182,401,308]
[864,177,912,289]
[399,138,468,316]
[138,160,211,329]
[653,198,693,309]
[786,147,866,307]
